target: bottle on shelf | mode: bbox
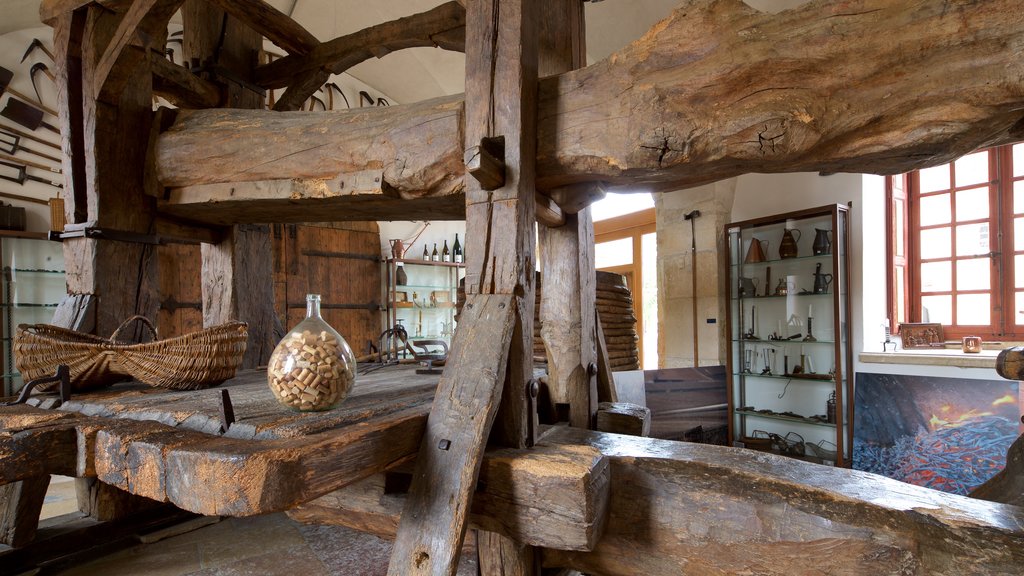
[453,234,463,263]
[422,243,430,260]
[431,243,439,262]
[442,240,451,262]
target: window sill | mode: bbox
[859,349,1000,369]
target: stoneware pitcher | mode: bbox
[779,229,801,259]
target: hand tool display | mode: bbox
[0,158,63,189]
[0,66,58,117]
[0,128,61,163]
[1,98,60,134]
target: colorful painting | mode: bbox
[853,373,1022,495]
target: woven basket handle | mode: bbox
[110,315,159,343]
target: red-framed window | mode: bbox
[889,142,1024,340]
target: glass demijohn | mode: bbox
[267,294,356,411]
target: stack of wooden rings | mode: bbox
[458,272,640,371]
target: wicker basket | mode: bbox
[15,316,248,392]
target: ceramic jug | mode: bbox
[744,238,768,263]
[779,229,801,259]
[389,239,406,259]
[812,228,832,255]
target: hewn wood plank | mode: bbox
[203,0,319,56]
[539,426,1024,575]
[291,441,609,552]
[593,313,617,403]
[91,0,183,103]
[478,532,536,576]
[0,406,83,483]
[0,477,51,547]
[254,1,466,90]
[388,294,517,576]
[52,9,87,223]
[156,0,1024,213]
[150,53,221,109]
[595,402,650,437]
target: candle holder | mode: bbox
[803,316,817,342]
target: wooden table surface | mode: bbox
[0,366,440,516]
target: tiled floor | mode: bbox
[30,477,478,576]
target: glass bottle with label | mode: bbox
[453,234,463,263]
[422,243,430,260]
[431,243,440,261]
[442,240,451,262]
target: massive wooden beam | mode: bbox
[203,0,319,55]
[254,1,467,90]
[156,0,1024,219]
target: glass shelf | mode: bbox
[732,339,835,345]
[392,284,456,291]
[732,372,835,383]
[734,409,836,428]
[0,303,59,308]
[10,268,64,274]
[731,253,831,268]
[734,292,831,300]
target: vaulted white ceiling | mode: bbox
[1,0,808,103]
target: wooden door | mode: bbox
[157,244,203,338]
[274,223,382,358]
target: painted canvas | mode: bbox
[853,373,1022,495]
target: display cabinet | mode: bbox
[0,233,65,396]
[384,259,465,355]
[726,204,853,466]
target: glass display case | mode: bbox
[0,233,65,396]
[725,204,853,466]
[384,259,465,354]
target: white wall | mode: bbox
[377,221,465,260]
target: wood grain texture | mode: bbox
[291,441,609,552]
[540,426,1024,575]
[0,476,50,547]
[155,0,1024,213]
[595,402,650,437]
[254,1,466,90]
[150,53,221,109]
[387,294,517,576]
[203,0,319,56]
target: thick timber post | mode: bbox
[183,1,278,366]
[536,0,598,430]
[389,0,539,575]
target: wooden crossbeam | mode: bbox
[203,0,319,55]
[254,1,466,90]
[150,53,221,108]
[91,0,184,103]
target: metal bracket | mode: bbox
[526,379,540,447]
[5,364,70,407]
[219,389,235,433]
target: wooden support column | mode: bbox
[389,1,539,574]
[537,0,595,430]
[0,477,51,547]
[183,1,279,367]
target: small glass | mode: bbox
[267,294,356,411]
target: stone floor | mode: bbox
[32,477,478,576]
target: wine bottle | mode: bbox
[422,243,430,260]
[442,240,451,262]
[453,234,463,263]
[431,243,439,261]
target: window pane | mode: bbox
[1017,254,1024,288]
[1017,292,1024,326]
[1016,180,1024,215]
[954,151,989,187]
[920,261,951,292]
[895,271,906,323]
[919,164,950,193]
[956,223,990,256]
[894,202,905,256]
[592,193,654,222]
[956,258,990,291]
[1014,143,1024,177]
[919,193,950,226]
[1016,217,1024,252]
[957,294,990,325]
[919,227,951,260]
[921,295,952,325]
[955,187,989,222]
[595,237,633,268]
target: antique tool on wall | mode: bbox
[684,209,701,366]
[0,123,59,151]
[29,62,55,106]
[0,152,61,175]
[1,98,60,134]
[20,39,55,64]
[0,66,58,117]
[327,82,350,110]
[0,128,61,164]
[0,159,63,189]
